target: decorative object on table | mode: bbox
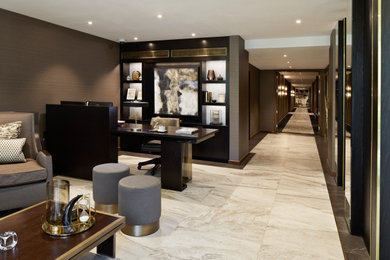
[137,91,143,101]
[217,93,225,103]
[207,69,216,80]
[129,111,142,132]
[210,109,222,125]
[217,74,223,81]
[154,65,198,116]
[132,71,141,81]
[207,91,213,103]
[42,180,95,236]
[126,88,137,100]
[126,75,132,81]
[157,125,167,132]
[0,231,17,251]
[212,99,217,103]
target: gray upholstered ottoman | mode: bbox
[119,175,161,236]
[93,163,130,213]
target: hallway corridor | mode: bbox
[61,109,344,259]
[282,107,315,135]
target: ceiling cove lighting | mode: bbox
[87,21,93,25]
[296,19,302,24]
[157,14,163,19]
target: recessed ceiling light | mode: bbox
[157,14,163,19]
[191,33,196,37]
[87,21,93,25]
[287,61,290,64]
[283,54,287,58]
[134,37,138,41]
[296,19,302,24]
[289,66,292,69]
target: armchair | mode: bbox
[0,112,53,211]
[137,117,180,174]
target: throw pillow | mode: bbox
[0,121,22,139]
[0,138,27,163]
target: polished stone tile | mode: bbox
[54,108,345,259]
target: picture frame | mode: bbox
[217,93,225,103]
[127,88,137,100]
[210,109,222,125]
[137,91,143,101]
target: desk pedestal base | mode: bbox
[161,141,192,191]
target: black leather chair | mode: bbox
[137,117,180,174]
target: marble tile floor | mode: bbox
[58,130,344,259]
[282,108,315,135]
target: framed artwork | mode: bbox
[217,93,225,103]
[137,91,143,101]
[210,109,222,125]
[154,65,199,116]
[127,88,136,100]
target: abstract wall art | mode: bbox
[154,66,199,116]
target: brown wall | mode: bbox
[248,64,261,138]
[0,8,120,135]
[229,36,249,162]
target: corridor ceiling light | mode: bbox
[134,37,138,41]
[87,21,93,25]
[287,61,290,64]
[283,54,287,58]
[191,33,196,37]
[296,19,302,24]
[157,14,163,19]
[289,66,292,69]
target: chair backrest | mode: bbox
[150,117,180,127]
[0,112,39,159]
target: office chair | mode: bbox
[137,117,180,175]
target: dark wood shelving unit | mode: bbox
[202,102,226,106]
[202,80,226,84]
[123,80,142,83]
[119,37,230,162]
[122,101,149,107]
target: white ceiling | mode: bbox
[0,0,348,70]
[281,71,319,88]
[250,46,330,70]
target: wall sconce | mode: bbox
[346,92,351,98]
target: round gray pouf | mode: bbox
[93,163,130,213]
[119,175,161,236]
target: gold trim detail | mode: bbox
[171,47,228,58]
[95,203,118,214]
[121,220,159,237]
[122,50,169,59]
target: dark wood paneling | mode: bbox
[351,0,373,248]
[249,64,261,139]
[380,0,390,257]
[337,19,346,187]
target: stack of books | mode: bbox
[175,127,199,134]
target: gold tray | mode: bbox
[42,216,95,237]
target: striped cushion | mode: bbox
[0,138,26,163]
[0,121,22,139]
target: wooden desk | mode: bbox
[0,202,125,260]
[113,124,218,191]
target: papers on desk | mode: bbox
[175,127,199,135]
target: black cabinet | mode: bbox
[46,104,118,180]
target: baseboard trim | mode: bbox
[228,152,250,165]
